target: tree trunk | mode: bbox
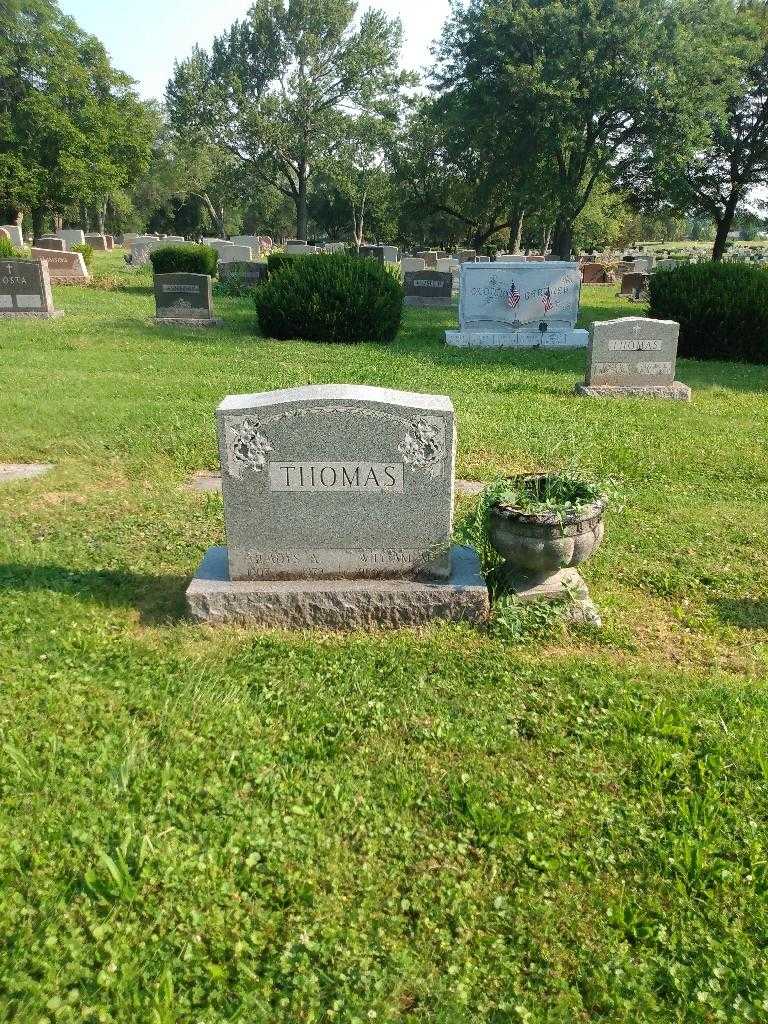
[540,224,552,256]
[552,219,573,260]
[95,200,106,234]
[79,200,88,231]
[712,193,739,261]
[296,164,308,241]
[53,212,63,232]
[510,208,525,253]
[32,208,46,239]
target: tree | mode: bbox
[0,0,154,233]
[654,2,768,259]
[433,0,750,259]
[167,0,411,240]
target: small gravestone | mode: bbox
[57,229,85,247]
[359,245,385,263]
[404,270,453,307]
[575,317,691,400]
[30,248,89,284]
[401,257,426,274]
[187,384,489,629]
[382,245,398,262]
[0,259,62,318]
[582,262,610,284]
[216,244,252,264]
[447,261,587,348]
[416,251,438,268]
[1,225,23,247]
[619,272,649,298]
[35,236,66,251]
[285,240,309,254]
[153,273,220,327]
[84,233,108,251]
[219,261,268,286]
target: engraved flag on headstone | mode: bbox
[506,281,520,309]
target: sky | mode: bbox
[58,0,451,101]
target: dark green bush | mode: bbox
[648,261,768,364]
[266,252,298,277]
[149,243,217,277]
[0,237,23,260]
[71,242,94,269]
[255,252,403,344]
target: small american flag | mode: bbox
[506,281,520,309]
[541,287,553,313]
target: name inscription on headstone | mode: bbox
[269,462,405,492]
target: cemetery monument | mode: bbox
[575,317,691,400]
[187,384,489,628]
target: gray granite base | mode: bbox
[187,545,490,629]
[575,382,691,401]
[152,317,223,328]
[500,567,601,627]
[0,310,63,319]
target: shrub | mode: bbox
[0,237,23,260]
[71,242,94,269]
[149,243,217,277]
[255,252,403,344]
[648,261,768,363]
[266,251,298,277]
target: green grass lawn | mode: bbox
[1,251,768,1023]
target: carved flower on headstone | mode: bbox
[230,418,274,474]
[399,419,443,471]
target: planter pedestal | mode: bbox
[498,566,601,626]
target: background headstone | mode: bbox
[57,229,85,247]
[30,248,89,283]
[216,244,253,264]
[576,316,691,400]
[401,257,426,273]
[35,236,66,251]
[84,233,108,251]
[1,225,23,247]
[447,260,587,348]
[153,272,218,325]
[358,245,385,263]
[219,261,268,286]
[404,270,453,307]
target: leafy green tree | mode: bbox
[166,0,411,240]
[433,0,750,259]
[650,2,768,259]
[0,0,154,234]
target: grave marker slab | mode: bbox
[359,245,385,263]
[153,273,220,326]
[405,269,453,307]
[216,244,253,264]
[35,236,66,251]
[57,229,85,247]
[0,259,62,318]
[1,225,23,247]
[575,316,691,400]
[187,384,488,628]
[219,260,268,286]
[84,233,108,251]
[446,261,587,348]
[31,248,89,284]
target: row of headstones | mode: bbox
[125,234,274,267]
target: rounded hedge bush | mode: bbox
[649,261,768,364]
[255,253,403,344]
[149,243,218,277]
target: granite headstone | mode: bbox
[405,270,453,307]
[0,259,61,318]
[153,273,219,325]
[446,261,587,348]
[576,316,690,400]
[187,384,488,628]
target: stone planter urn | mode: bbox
[487,474,606,621]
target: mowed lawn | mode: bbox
[1,251,768,1023]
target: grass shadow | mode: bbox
[0,563,189,626]
[712,598,768,631]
